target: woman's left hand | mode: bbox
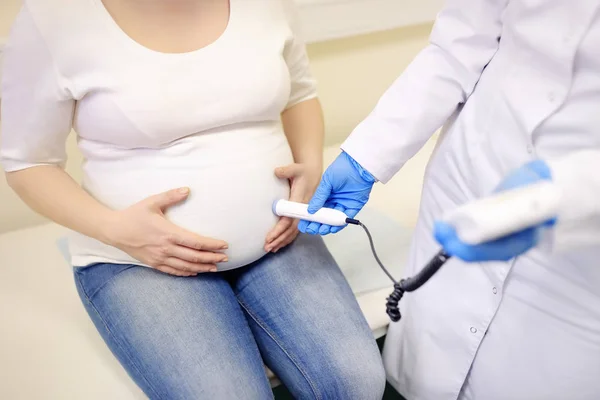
[265,163,321,253]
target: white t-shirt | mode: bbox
[0,0,318,269]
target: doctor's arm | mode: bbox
[342,0,509,182]
[435,150,600,261]
[541,150,600,251]
[303,0,509,234]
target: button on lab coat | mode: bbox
[342,1,600,399]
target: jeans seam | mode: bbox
[74,273,163,400]
[237,299,321,400]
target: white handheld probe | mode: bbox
[273,181,561,322]
[442,181,561,244]
[272,199,350,226]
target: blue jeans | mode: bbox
[74,234,386,399]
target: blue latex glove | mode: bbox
[434,159,556,262]
[299,151,376,235]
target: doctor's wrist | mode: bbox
[342,151,377,184]
[524,159,553,181]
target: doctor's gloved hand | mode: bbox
[299,151,376,235]
[434,159,555,262]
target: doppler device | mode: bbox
[273,181,561,322]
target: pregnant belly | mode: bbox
[84,137,294,270]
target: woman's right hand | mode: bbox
[104,187,229,277]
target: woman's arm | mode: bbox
[1,7,109,239]
[281,98,324,173]
[280,0,323,174]
[342,0,509,183]
[266,98,325,252]
[265,1,324,251]
[6,167,115,244]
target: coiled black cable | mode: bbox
[346,218,451,322]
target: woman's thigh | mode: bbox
[229,234,386,400]
[74,263,273,400]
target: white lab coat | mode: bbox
[342,1,600,399]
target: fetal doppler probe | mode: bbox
[273,181,561,322]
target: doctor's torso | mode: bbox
[384,2,600,399]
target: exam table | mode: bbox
[0,142,434,399]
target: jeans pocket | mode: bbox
[74,263,139,301]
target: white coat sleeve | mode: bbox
[0,6,75,173]
[341,0,509,183]
[281,0,318,110]
[546,150,600,252]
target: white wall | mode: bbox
[0,1,432,233]
[309,25,431,145]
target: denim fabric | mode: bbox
[74,234,386,399]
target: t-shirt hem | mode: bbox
[71,255,151,269]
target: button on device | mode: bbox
[470,327,478,334]
[492,287,498,294]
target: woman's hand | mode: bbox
[265,163,321,253]
[104,187,229,276]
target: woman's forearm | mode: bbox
[6,166,116,244]
[281,98,324,172]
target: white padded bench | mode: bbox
[0,142,434,398]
